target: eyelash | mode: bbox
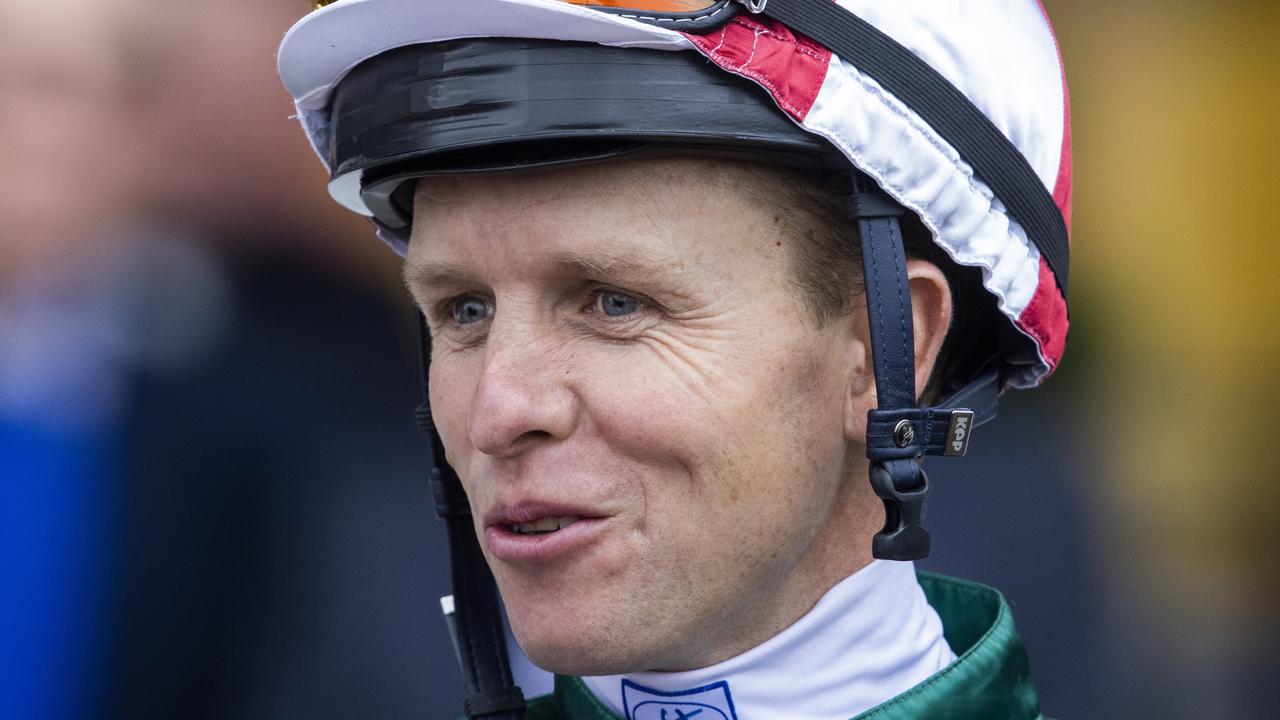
[431,285,657,337]
[581,285,650,321]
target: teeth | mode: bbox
[509,516,581,535]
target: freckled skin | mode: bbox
[403,158,950,675]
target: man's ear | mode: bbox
[843,258,953,443]
[906,258,954,399]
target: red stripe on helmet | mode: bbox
[1017,258,1069,373]
[1034,0,1073,236]
[1054,91,1073,234]
[683,15,831,122]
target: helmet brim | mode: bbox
[332,39,846,237]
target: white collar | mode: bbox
[509,560,955,719]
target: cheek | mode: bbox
[579,332,845,532]
[427,353,481,473]
[575,340,748,482]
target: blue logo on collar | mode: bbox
[621,679,739,720]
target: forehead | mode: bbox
[406,158,780,281]
[414,157,729,228]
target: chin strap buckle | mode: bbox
[869,457,931,560]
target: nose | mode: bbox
[467,320,578,458]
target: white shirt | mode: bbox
[508,560,955,720]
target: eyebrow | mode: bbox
[404,261,478,294]
[404,248,693,301]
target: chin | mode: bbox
[519,635,635,677]
[494,549,672,675]
[506,594,660,676]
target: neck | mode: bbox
[565,560,954,720]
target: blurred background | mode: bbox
[0,0,1275,718]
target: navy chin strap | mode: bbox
[851,174,1001,560]
[415,317,527,720]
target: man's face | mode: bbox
[406,159,871,674]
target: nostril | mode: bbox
[511,428,554,447]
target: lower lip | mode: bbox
[484,518,609,564]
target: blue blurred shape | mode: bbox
[0,417,116,720]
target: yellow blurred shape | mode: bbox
[1052,0,1280,619]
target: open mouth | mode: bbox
[486,510,606,562]
[508,516,581,535]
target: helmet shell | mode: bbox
[278,0,1072,388]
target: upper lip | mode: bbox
[483,500,605,529]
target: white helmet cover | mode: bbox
[278,0,1072,387]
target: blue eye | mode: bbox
[451,297,491,325]
[599,291,640,317]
